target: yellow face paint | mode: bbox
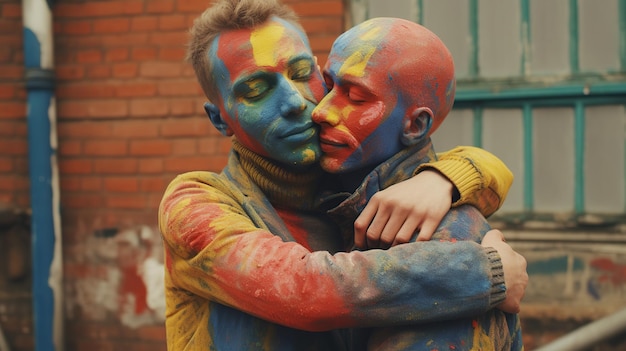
[251,22,293,67]
[338,26,382,78]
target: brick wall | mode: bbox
[0,0,344,350]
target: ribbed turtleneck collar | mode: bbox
[233,139,323,210]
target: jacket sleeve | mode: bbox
[416,146,513,217]
[159,171,506,332]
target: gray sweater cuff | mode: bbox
[485,247,506,308]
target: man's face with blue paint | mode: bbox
[311,20,407,174]
[208,17,326,168]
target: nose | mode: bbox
[312,94,339,126]
[279,81,307,117]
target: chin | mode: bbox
[320,157,342,173]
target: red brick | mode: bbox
[159,14,187,30]
[158,80,199,96]
[0,102,25,119]
[115,82,158,98]
[56,65,85,80]
[93,158,138,174]
[139,177,167,192]
[159,47,186,61]
[93,18,131,34]
[0,140,26,155]
[105,48,129,62]
[0,175,27,191]
[86,64,112,79]
[148,31,187,46]
[111,120,159,138]
[58,140,82,156]
[131,47,158,61]
[130,140,172,156]
[0,64,23,79]
[0,121,24,137]
[1,3,21,18]
[57,84,116,99]
[160,118,212,137]
[107,195,147,209]
[0,84,16,98]
[170,98,198,116]
[131,16,159,32]
[55,2,143,18]
[76,49,103,63]
[58,100,128,119]
[171,139,197,155]
[104,177,139,192]
[83,140,128,156]
[59,159,93,175]
[112,63,138,78]
[140,61,184,78]
[129,98,170,118]
[63,20,93,35]
[59,121,113,139]
[81,177,102,191]
[147,0,176,14]
[0,157,13,172]
[101,33,150,47]
[176,0,210,13]
[138,158,164,173]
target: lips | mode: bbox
[279,122,317,142]
[318,128,356,153]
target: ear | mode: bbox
[401,107,433,146]
[204,102,233,136]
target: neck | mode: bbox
[233,139,323,209]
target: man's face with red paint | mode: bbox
[311,21,407,174]
[208,18,326,168]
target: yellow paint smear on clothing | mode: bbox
[471,320,496,350]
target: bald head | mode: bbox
[328,17,455,135]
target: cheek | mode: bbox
[346,103,386,142]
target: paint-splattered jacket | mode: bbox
[158,141,510,351]
[324,139,524,350]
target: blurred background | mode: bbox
[1,0,625,350]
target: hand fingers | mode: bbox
[415,219,437,241]
[354,201,379,249]
[481,229,505,246]
[392,216,422,246]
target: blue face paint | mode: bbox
[208,17,326,168]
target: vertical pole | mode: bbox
[469,0,479,78]
[523,103,534,213]
[22,0,63,350]
[569,0,580,74]
[574,101,585,214]
[520,0,531,76]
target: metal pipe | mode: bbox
[534,307,626,351]
[22,0,64,350]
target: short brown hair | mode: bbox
[187,0,303,102]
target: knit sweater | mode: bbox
[158,140,510,350]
